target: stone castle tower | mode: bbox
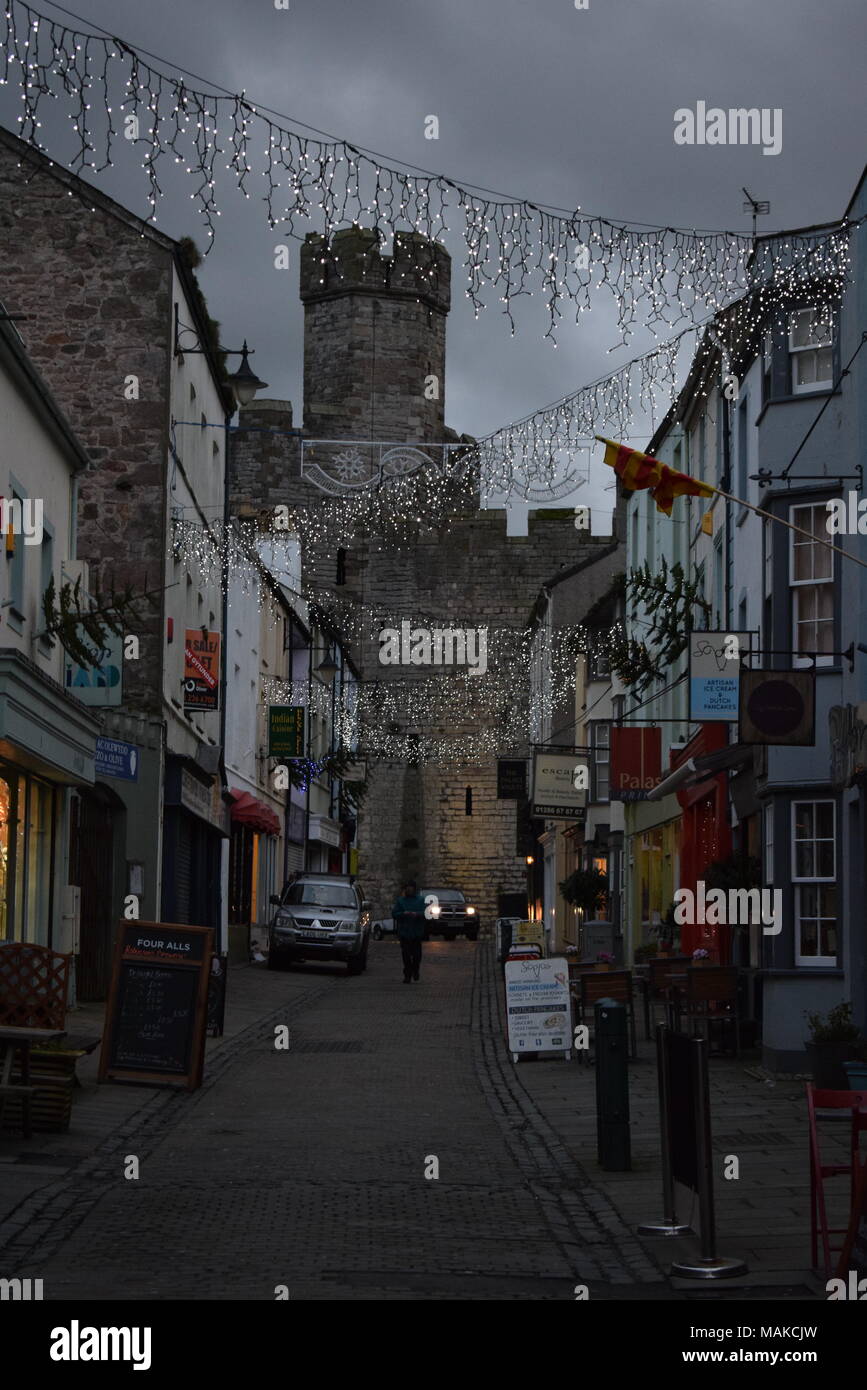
[229,228,623,925]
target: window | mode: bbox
[589,722,610,802]
[713,535,724,628]
[465,785,473,816]
[789,309,833,395]
[790,503,834,664]
[336,548,347,586]
[588,636,610,681]
[762,327,773,400]
[792,800,837,965]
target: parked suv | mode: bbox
[420,887,479,941]
[267,874,371,975]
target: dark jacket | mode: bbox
[392,893,427,940]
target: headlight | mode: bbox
[430,905,441,917]
[466,906,476,915]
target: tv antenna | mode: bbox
[742,188,770,243]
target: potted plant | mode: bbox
[652,902,680,957]
[691,947,712,967]
[559,867,608,918]
[596,951,614,972]
[804,1002,867,1090]
[634,941,658,964]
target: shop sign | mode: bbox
[95,736,138,782]
[497,759,528,799]
[610,727,662,800]
[308,814,341,848]
[183,630,220,711]
[513,920,545,948]
[65,630,123,706]
[689,631,752,721]
[739,669,815,746]
[829,703,867,788]
[268,705,305,757]
[504,956,572,1059]
[531,751,587,819]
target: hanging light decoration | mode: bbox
[0,0,857,343]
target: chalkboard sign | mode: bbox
[99,921,213,1090]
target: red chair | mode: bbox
[806,1085,867,1276]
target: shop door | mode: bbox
[76,791,117,1000]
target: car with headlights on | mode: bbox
[267,874,370,975]
[419,887,479,941]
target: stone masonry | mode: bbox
[229,228,624,926]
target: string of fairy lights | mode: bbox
[0,0,856,344]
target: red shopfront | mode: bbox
[672,723,732,960]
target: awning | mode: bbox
[646,745,753,802]
[228,788,281,836]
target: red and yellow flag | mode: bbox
[596,436,714,517]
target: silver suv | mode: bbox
[268,875,371,975]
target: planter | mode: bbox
[843,1061,867,1090]
[691,958,713,967]
[806,1041,858,1091]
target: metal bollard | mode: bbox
[594,998,631,1171]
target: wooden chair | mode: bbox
[646,956,690,1032]
[807,1085,867,1277]
[679,965,740,1056]
[578,969,637,1059]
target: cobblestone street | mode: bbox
[0,941,832,1302]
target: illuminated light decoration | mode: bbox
[0,0,856,342]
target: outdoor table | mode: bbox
[0,1025,66,1139]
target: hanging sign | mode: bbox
[99,922,213,1090]
[504,956,573,1061]
[183,630,220,711]
[531,751,587,819]
[689,631,752,721]
[739,669,815,746]
[64,629,123,706]
[268,705,305,757]
[95,736,138,782]
[610,727,662,801]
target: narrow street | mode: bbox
[0,941,664,1301]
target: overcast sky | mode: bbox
[2,0,865,525]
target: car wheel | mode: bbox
[347,951,366,976]
[372,924,382,940]
[267,952,282,971]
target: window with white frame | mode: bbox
[788,309,834,395]
[589,721,610,802]
[792,800,837,965]
[790,503,834,664]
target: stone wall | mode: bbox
[0,130,172,714]
[229,229,624,931]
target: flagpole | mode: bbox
[700,484,867,574]
[594,436,867,574]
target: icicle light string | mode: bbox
[0,0,856,343]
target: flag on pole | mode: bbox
[596,436,715,516]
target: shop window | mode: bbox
[792,799,837,966]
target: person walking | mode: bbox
[391,880,427,983]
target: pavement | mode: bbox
[0,939,850,1301]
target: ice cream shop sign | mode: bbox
[830,704,867,789]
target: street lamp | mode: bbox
[317,647,338,685]
[224,341,269,407]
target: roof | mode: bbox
[0,126,234,415]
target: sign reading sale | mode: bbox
[184,630,221,711]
